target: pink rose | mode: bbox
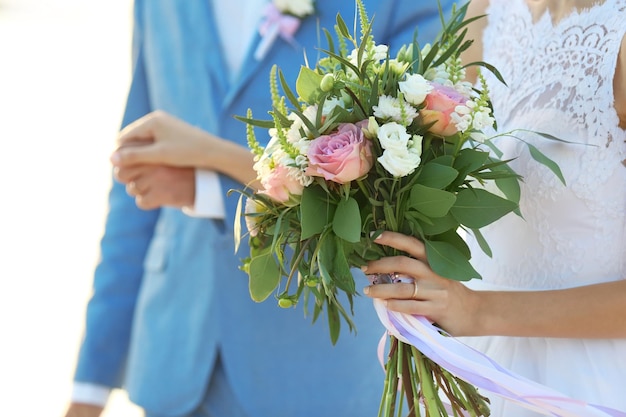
[260,164,303,205]
[420,83,467,136]
[306,123,373,184]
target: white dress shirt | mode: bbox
[72,0,267,406]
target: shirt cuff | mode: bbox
[183,169,226,219]
[71,382,111,407]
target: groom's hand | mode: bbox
[63,402,104,417]
[114,164,196,210]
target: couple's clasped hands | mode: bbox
[110,111,258,210]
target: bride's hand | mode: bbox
[362,231,484,337]
[110,111,221,169]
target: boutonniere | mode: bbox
[254,0,315,60]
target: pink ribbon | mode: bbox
[373,299,626,417]
[254,3,301,60]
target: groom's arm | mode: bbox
[66,0,157,413]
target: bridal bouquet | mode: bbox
[234,2,563,416]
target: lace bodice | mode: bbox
[469,0,626,290]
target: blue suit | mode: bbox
[74,1,453,416]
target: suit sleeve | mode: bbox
[73,0,160,388]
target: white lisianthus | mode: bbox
[399,74,433,106]
[377,122,411,152]
[378,149,421,177]
[373,95,418,125]
[273,0,314,17]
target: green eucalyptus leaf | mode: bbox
[248,252,281,302]
[301,186,335,239]
[450,188,517,229]
[409,184,457,218]
[425,240,481,281]
[333,197,362,243]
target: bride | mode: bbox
[363,0,626,415]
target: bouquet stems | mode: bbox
[379,336,490,417]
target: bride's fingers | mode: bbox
[364,282,422,300]
[364,255,430,279]
[374,231,427,262]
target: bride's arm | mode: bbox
[459,0,490,85]
[362,231,626,339]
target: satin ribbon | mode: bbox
[254,3,301,61]
[373,299,626,417]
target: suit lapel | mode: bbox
[222,28,265,109]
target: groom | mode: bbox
[65,1,453,417]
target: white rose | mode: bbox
[377,122,410,152]
[378,149,421,177]
[399,74,433,106]
[274,0,314,17]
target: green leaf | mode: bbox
[278,68,302,112]
[453,148,490,176]
[248,252,281,302]
[233,115,276,129]
[296,66,324,103]
[333,197,362,243]
[318,233,356,294]
[419,213,459,236]
[425,240,481,281]
[450,188,517,229]
[417,163,459,189]
[409,184,457,218]
[301,186,335,239]
[526,142,567,185]
[470,228,492,258]
[326,299,341,345]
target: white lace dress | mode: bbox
[462,0,626,415]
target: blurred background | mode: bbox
[0,0,142,415]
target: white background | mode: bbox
[0,0,142,415]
